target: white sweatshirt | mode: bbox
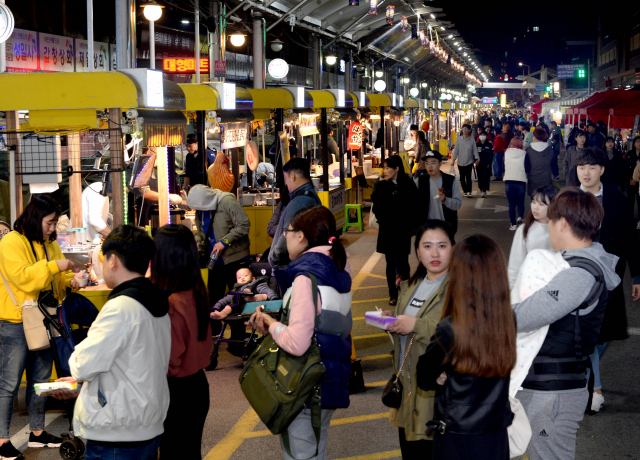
[507,221,556,288]
[82,183,110,241]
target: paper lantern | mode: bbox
[246,141,259,171]
[348,122,364,150]
[429,41,435,54]
[349,0,359,5]
[368,0,377,15]
[386,5,394,24]
[400,16,408,32]
[419,30,426,47]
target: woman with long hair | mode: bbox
[626,136,640,223]
[372,155,422,305]
[504,137,527,230]
[248,205,352,460]
[382,220,455,460]
[600,136,626,191]
[417,235,517,460]
[412,131,429,177]
[152,224,212,459]
[507,185,559,288]
[0,195,79,458]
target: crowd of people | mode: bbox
[0,107,638,460]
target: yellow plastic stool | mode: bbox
[343,204,364,232]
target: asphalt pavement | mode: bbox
[11,158,640,460]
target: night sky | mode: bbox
[436,2,599,81]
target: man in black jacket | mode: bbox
[414,151,463,234]
[576,148,640,412]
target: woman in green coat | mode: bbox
[382,220,455,460]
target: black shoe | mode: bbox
[0,441,24,460]
[27,431,62,448]
[389,299,397,306]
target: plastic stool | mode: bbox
[343,204,364,232]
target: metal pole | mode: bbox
[346,49,353,93]
[9,148,15,225]
[115,0,129,69]
[313,36,321,90]
[0,0,5,73]
[321,108,329,189]
[129,0,136,67]
[380,106,386,161]
[149,20,155,69]
[587,59,591,96]
[253,13,264,89]
[195,0,200,82]
[87,0,94,71]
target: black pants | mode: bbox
[385,253,410,301]
[208,259,250,335]
[458,164,474,194]
[399,428,433,460]
[628,183,640,221]
[433,430,508,460]
[161,370,210,459]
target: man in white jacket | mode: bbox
[68,225,171,459]
[82,182,111,242]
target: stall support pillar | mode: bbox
[194,0,201,83]
[338,122,345,185]
[209,1,219,81]
[196,111,206,179]
[231,148,240,195]
[87,0,93,72]
[275,108,285,192]
[109,108,125,227]
[253,14,265,89]
[380,106,386,161]
[321,108,329,189]
[115,0,136,69]
[313,36,322,91]
[346,49,353,94]
[6,112,22,224]
[67,134,83,228]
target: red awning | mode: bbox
[578,90,639,122]
[531,98,553,114]
[609,93,640,129]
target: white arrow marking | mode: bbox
[494,205,509,213]
[474,198,484,209]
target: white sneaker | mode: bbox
[636,221,640,230]
[509,225,518,231]
[481,192,487,198]
[591,392,605,412]
[517,217,523,225]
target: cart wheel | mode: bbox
[59,436,84,459]
[205,352,219,371]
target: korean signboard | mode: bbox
[39,33,74,72]
[557,64,585,79]
[348,122,363,150]
[162,58,210,74]
[221,123,249,150]
[5,28,38,73]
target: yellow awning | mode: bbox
[428,101,435,108]
[404,98,419,108]
[442,103,452,110]
[179,83,219,111]
[253,109,271,120]
[308,91,336,108]
[247,88,296,109]
[0,72,140,111]
[367,94,393,107]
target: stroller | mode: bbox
[207,262,282,370]
[39,293,100,459]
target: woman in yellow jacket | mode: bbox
[0,195,78,458]
[381,220,455,460]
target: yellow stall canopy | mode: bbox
[308,90,338,108]
[366,94,393,107]
[404,99,419,108]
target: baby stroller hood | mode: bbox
[55,293,100,377]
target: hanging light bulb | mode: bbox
[400,16,408,32]
[386,5,394,24]
[368,0,377,15]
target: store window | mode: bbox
[533,26,539,32]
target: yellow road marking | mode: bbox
[243,412,391,439]
[335,449,402,460]
[365,380,388,388]
[352,298,390,304]
[203,407,261,460]
[366,274,387,280]
[354,316,364,320]
[353,285,388,290]
[353,333,387,340]
[360,354,392,361]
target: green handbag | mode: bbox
[239,272,326,458]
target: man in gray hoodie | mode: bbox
[513,188,621,460]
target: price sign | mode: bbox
[5,28,37,73]
[39,33,74,72]
[348,122,363,150]
[221,122,249,150]
[299,114,319,136]
[214,60,226,78]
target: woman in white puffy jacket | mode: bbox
[503,137,527,231]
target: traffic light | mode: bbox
[578,69,585,78]
[545,85,551,91]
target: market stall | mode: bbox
[608,92,640,131]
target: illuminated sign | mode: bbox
[268,58,289,79]
[162,58,209,74]
[146,70,164,108]
[0,4,15,44]
[339,59,346,73]
[208,82,236,110]
[500,93,507,108]
[348,122,363,150]
[482,97,498,104]
[220,122,248,149]
[299,114,319,136]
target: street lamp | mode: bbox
[143,1,164,69]
[325,55,337,65]
[519,62,530,75]
[229,34,246,47]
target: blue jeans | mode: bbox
[85,436,161,460]
[588,342,609,391]
[494,151,505,178]
[0,321,52,438]
[505,181,526,226]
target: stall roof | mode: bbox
[367,94,393,107]
[608,93,640,129]
[404,99,419,108]
[565,92,606,115]
[249,88,296,109]
[0,72,140,111]
[531,98,553,114]
[578,90,640,117]
[179,83,219,110]
[308,90,337,108]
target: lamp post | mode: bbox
[143,1,163,70]
[518,62,530,76]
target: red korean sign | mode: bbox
[348,122,364,150]
[162,58,209,74]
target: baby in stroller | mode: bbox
[210,267,279,320]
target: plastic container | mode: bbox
[365,311,397,330]
[92,234,101,244]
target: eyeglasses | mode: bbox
[283,228,300,237]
